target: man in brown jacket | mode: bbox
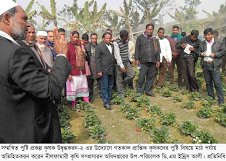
[167,25,183,89]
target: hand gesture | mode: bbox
[53,27,68,56]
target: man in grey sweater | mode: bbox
[135,24,160,96]
[113,30,135,98]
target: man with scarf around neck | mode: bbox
[113,30,135,98]
[46,30,56,61]
[176,30,200,92]
[153,28,172,87]
[199,28,225,106]
[135,24,160,97]
[95,32,116,110]
[167,25,183,89]
[85,33,101,102]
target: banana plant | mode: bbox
[109,0,134,40]
[36,0,58,27]
[12,0,37,24]
[168,8,186,31]
[133,0,169,24]
[61,0,107,33]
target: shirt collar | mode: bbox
[206,38,214,44]
[0,30,20,46]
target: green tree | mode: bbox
[60,0,107,32]
[133,0,170,24]
[12,0,37,24]
[36,0,59,26]
[109,0,134,39]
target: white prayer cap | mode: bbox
[0,0,18,15]
[37,31,48,37]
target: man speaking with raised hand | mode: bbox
[0,1,72,143]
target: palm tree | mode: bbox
[61,0,107,33]
[36,0,58,26]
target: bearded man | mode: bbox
[0,1,72,143]
[36,31,54,67]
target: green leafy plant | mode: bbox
[192,131,218,144]
[61,128,76,143]
[125,89,133,98]
[161,90,173,97]
[201,96,217,108]
[197,107,214,118]
[172,94,183,103]
[137,118,156,133]
[182,101,196,109]
[168,85,179,91]
[181,89,189,95]
[129,93,142,102]
[76,101,92,112]
[119,103,133,113]
[196,72,204,77]
[189,92,202,101]
[84,113,101,128]
[59,117,70,128]
[156,86,164,94]
[219,104,226,113]
[126,108,139,120]
[151,126,170,143]
[111,96,124,105]
[197,78,204,88]
[136,97,150,109]
[160,113,176,126]
[147,105,163,116]
[179,120,197,137]
[163,82,171,88]
[88,125,107,140]
[216,113,226,127]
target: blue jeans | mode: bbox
[101,74,114,106]
[202,63,224,104]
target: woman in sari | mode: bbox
[66,31,90,110]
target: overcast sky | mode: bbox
[16,0,226,28]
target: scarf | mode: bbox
[143,31,153,40]
[171,33,183,41]
[70,31,85,70]
[46,40,56,58]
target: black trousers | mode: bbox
[136,62,156,94]
[183,57,199,92]
[87,78,101,102]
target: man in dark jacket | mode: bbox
[176,30,200,92]
[199,28,225,106]
[0,3,72,143]
[85,33,101,102]
[95,32,116,110]
[135,24,160,96]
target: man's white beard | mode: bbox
[36,43,46,52]
[11,17,27,40]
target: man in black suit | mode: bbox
[85,33,101,102]
[95,32,116,110]
[0,3,72,143]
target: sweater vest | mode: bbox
[115,38,129,63]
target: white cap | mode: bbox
[0,0,18,15]
[37,31,47,37]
